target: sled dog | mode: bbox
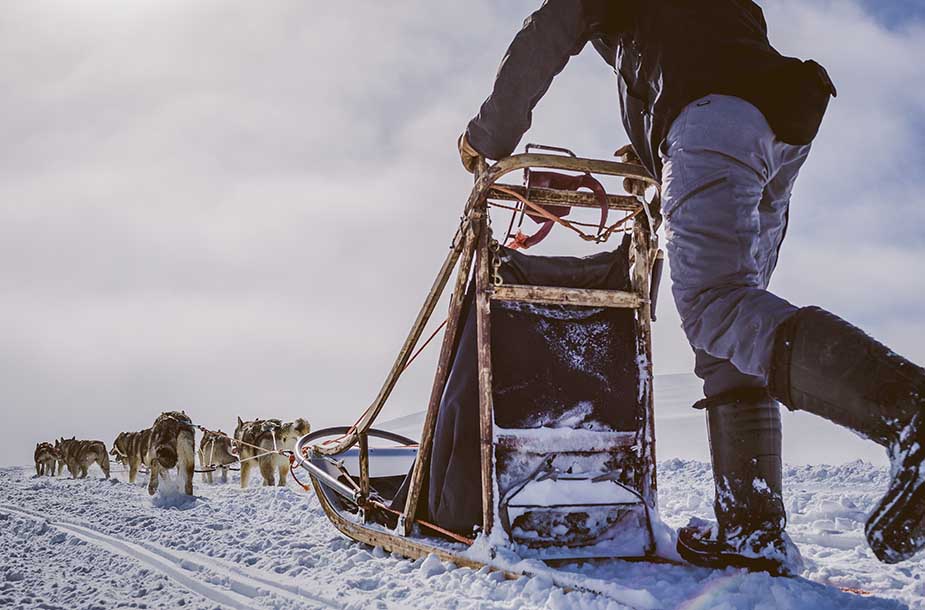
[110,428,152,484]
[33,442,59,476]
[198,429,236,484]
[146,411,196,496]
[234,417,310,488]
[56,437,111,479]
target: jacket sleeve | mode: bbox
[465,0,593,160]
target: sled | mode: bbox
[293,145,663,575]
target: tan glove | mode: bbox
[614,144,640,165]
[614,144,646,195]
[458,132,481,174]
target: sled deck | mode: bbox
[294,145,663,569]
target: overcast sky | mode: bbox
[2,1,923,467]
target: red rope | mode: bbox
[372,501,474,546]
[320,317,447,448]
[401,318,447,373]
[289,455,312,492]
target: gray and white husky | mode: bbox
[146,411,196,496]
[233,417,310,488]
[56,437,111,479]
[111,428,152,484]
[33,442,59,476]
[198,429,236,484]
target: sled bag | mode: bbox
[413,235,644,535]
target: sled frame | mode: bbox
[308,148,662,550]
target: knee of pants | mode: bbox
[671,282,750,338]
[694,350,765,398]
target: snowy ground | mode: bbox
[1,459,921,610]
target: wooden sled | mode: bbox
[293,145,663,568]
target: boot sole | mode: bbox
[676,526,793,576]
[865,415,925,563]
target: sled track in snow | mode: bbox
[0,504,345,610]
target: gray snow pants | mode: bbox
[660,95,811,398]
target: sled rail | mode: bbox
[487,185,641,212]
[484,153,658,187]
[491,285,644,309]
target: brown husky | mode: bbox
[146,411,196,496]
[56,437,111,479]
[234,417,310,488]
[110,428,152,484]
[33,442,59,476]
[198,429,236,484]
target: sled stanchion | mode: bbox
[475,206,496,537]
[633,218,659,536]
[402,215,481,535]
[358,432,370,503]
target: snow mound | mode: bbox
[150,476,198,510]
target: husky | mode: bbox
[56,437,111,479]
[110,428,152,484]
[234,417,310,488]
[198,429,236,484]
[54,440,66,476]
[146,411,196,496]
[33,442,59,476]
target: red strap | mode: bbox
[508,171,609,249]
[508,222,553,250]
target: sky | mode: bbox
[2,1,924,467]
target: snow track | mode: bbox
[1,462,921,609]
[0,504,342,610]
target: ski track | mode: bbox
[0,462,922,610]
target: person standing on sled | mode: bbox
[458,0,925,574]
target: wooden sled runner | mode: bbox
[293,146,663,572]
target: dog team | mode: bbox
[33,411,311,496]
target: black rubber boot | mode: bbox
[677,389,802,575]
[770,306,925,564]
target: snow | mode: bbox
[506,476,641,507]
[2,458,922,610]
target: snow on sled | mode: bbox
[293,146,664,578]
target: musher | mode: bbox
[457,0,924,573]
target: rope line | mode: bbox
[492,185,640,245]
[320,316,447,448]
[156,417,298,472]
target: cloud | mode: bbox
[1,0,923,466]
[759,0,925,356]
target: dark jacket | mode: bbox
[466,0,836,179]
